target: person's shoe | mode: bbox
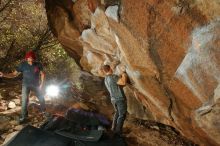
[18,117,27,124]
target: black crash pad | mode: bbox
[56,129,103,142]
[5,125,72,146]
[6,125,127,146]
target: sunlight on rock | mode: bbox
[176,19,220,102]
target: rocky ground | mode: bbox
[0,79,197,146]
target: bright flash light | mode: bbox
[46,85,59,97]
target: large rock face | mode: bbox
[45,0,220,145]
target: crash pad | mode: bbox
[56,129,103,142]
[5,125,72,146]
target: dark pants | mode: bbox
[111,100,127,134]
[21,85,46,118]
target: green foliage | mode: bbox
[0,0,48,59]
[39,44,81,85]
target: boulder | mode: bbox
[12,99,21,105]
[8,101,16,109]
[45,0,220,145]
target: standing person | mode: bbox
[0,50,47,124]
[102,65,127,135]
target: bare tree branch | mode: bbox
[34,28,56,51]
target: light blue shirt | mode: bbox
[104,74,124,101]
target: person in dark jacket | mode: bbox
[102,64,127,135]
[0,51,47,123]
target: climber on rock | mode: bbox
[102,64,128,136]
[0,50,49,124]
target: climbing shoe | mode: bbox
[18,117,27,124]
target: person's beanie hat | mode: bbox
[25,51,36,60]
